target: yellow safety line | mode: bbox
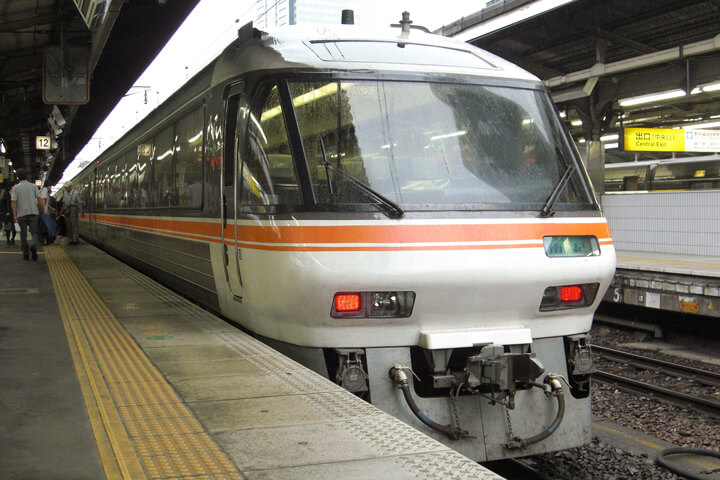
[46,246,146,480]
[0,251,46,255]
[45,245,243,480]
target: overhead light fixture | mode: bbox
[604,143,619,149]
[600,134,618,142]
[618,89,686,107]
[571,120,582,126]
[683,120,720,130]
[690,81,720,95]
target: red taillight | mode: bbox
[560,285,583,302]
[334,293,361,312]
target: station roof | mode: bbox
[439,0,720,162]
[0,0,200,184]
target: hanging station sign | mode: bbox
[620,127,720,152]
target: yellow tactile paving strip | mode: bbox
[45,245,243,480]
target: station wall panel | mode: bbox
[602,191,720,256]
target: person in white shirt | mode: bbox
[11,169,45,261]
[60,182,82,245]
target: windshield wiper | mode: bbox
[540,162,576,217]
[319,139,404,219]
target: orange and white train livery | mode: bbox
[72,16,616,462]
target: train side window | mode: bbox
[125,150,137,208]
[175,107,204,208]
[154,125,176,207]
[136,140,153,207]
[239,83,301,208]
[106,158,120,208]
[96,164,107,209]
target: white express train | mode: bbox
[71,15,616,461]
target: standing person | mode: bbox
[39,181,56,215]
[1,182,17,245]
[61,182,82,245]
[11,169,45,261]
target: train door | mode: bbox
[221,84,246,301]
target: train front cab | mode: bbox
[209,68,615,461]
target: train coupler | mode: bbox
[464,344,545,399]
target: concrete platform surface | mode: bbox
[1,238,504,480]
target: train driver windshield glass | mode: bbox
[290,80,590,211]
[239,83,302,208]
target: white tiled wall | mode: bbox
[601,191,720,256]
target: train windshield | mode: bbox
[287,80,591,212]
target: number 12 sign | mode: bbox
[36,136,51,150]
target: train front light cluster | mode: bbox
[331,292,415,318]
[540,283,599,311]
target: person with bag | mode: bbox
[10,169,45,261]
[38,183,58,244]
[0,182,17,246]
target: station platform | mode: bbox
[0,239,503,480]
[603,250,720,318]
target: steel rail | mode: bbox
[593,371,720,419]
[593,345,720,388]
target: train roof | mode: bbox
[211,23,540,86]
[72,23,543,181]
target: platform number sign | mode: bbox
[36,136,51,150]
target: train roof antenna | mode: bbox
[391,12,430,34]
[399,11,412,34]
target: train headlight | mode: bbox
[331,291,415,318]
[539,283,599,311]
[543,236,600,257]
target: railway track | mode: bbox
[593,345,720,419]
[483,458,555,480]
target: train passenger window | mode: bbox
[136,140,153,207]
[125,151,137,208]
[154,126,176,207]
[105,158,121,208]
[175,107,204,208]
[96,165,106,209]
[239,83,301,207]
[116,154,128,208]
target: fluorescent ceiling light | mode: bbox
[691,81,720,95]
[618,89,686,107]
[604,143,618,149]
[570,120,582,126]
[600,134,618,142]
[683,121,720,130]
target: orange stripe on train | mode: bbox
[85,214,613,248]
